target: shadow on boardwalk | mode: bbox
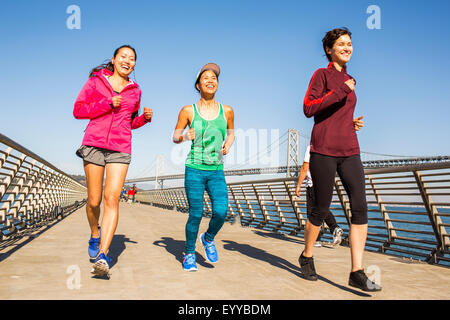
[222,240,371,298]
[108,234,138,268]
[252,230,306,245]
[0,221,61,263]
[153,237,214,268]
[91,234,138,280]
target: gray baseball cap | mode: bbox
[195,62,220,82]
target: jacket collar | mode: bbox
[93,68,138,91]
[327,61,347,73]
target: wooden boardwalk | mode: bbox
[0,203,449,300]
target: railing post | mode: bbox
[177,190,183,209]
[0,147,13,199]
[160,189,169,207]
[27,163,44,223]
[241,185,256,225]
[229,185,243,225]
[168,190,174,208]
[334,177,352,226]
[226,186,235,218]
[9,157,33,222]
[269,184,284,231]
[181,189,189,212]
[1,153,26,227]
[284,180,305,233]
[368,174,397,252]
[414,170,447,263]
[253,184,268,228]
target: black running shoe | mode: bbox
[298,253,318,281]
[349,269,382,292]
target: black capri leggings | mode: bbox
[309,152,368,226]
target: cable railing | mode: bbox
[0,133,87,241]
[136,163,450,266]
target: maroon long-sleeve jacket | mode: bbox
[303,62,360,157]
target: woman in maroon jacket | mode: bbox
[299,28,381,292]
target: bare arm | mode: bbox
[173,105,194,144]
[222,105,235,155]
[295,162,309,197]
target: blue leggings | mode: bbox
[184,166,229,254]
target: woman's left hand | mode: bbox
[144,107,153,121]
[353,116,364,131]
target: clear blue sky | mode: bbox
[1,0,450,180]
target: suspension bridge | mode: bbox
[0,132,450,300]
[124,129,450,188]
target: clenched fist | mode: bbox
[295,182,302,197]
[353,116,364,131]
[184,128,195,141]
[222,143,231,155]
[345,79,355,91]
[112,95,122,107]
[144,107,153,121]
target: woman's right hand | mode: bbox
[295,182,302,197]
[345,79,355,91]
[112,95,122,107]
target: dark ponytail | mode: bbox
[89,44,137,78]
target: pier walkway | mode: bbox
[0,202,449,300]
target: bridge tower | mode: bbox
[155,154,165,189]
[287,129,300,177]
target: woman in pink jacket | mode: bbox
[73,45,152,277]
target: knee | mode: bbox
[103,193,119,206]
[350,201,368,225]
[87,197,101,209]
[187,195,204,214]
[186,215,202,230]
[213,204,228,219]
[308,214,323,227]
[350,210,368,225]
[308,207,327,227]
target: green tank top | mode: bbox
[185,103,227,171]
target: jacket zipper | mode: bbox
[99,75,137,148]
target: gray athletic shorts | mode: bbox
[76,145,131,166]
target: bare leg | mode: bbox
[98,163,129,255]
[83,161,104,237]
[303,220,322,257]
[349,223,368,272]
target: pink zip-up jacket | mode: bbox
[73,68,150,154]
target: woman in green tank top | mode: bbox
[173,63,235,271]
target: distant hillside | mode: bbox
[70,174,86,187]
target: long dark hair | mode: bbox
[89,45,137,78]
[322,28,352,62]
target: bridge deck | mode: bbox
[0,203,449,300]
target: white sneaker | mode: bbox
[314,241,322,248]
[332,227,343,246]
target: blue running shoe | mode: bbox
[91,252,110,276]
[88,226,101,260]
[200,233,218,263]
[183,253,198,272]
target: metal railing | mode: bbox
[0,133,87,241]
[136,163,450,266]
[125,156,450,183]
